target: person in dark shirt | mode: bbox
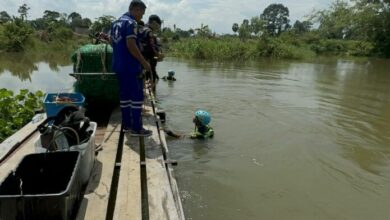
[139,15,164,94]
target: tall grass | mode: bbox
[168,37,315,60]
[167,35,374,60]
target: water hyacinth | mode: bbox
[0,89,43,142]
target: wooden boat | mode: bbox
[0,92,185,219]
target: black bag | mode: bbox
[38,106,91,151]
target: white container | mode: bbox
[34,122,97,185]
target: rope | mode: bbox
[76,50,82,73]
[100,43,108,80]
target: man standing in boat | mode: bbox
[139,15,164,94]
[110,0,152,136]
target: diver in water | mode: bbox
[162,70,177,81]
[166,110,214,139]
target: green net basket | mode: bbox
[71,44,113,73]
[71,44,119,104]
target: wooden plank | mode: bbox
[0,133,38,181]
[76,109,121,220]
[0,114,46,162]
[157,120,186,220]
[143,112,181,220]
[70,73,116,76]
[145,95,185,219]
[113,135,142,220]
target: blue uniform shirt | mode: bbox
[111,13,141,74]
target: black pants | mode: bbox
[145,58,159,83]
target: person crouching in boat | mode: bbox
[166,110,214,139]
[162,70,177,81]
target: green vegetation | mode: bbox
[164,0,390,60]
[0,89,43,142]
[1,0,389,60]
[0,4,115,53]
[166,31,373,60]
[168,37,316,60]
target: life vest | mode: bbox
[190,125,214,139]
[139,25,159,58]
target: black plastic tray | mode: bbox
[0,151,82,220]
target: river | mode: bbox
[1,54,389,220]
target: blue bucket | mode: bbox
[43,93,85,118]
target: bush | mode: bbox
[256,37,315,59]
[49,26,73,41]
[0,18,33,52]
[310,39,374,56]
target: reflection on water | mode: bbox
[157,57,390,220]
[0,52,71,81]
[0,53,39,81]
[0,52,74,92]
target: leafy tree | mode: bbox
[58,13,68,26]
[2,17,33,51]
[68,12,82,23]
[261,3,290,36]
[82,18,92,28]
[354,0,390,56]
[188,28,195,35]
[238,19,251,39]
[232,23,239,34]
[195,23,212,37]
[68,12,89,29]
[311,0,390,56]
[30,18,46,30]
[292,20,312,33]
[315,0,353,39]
[350,0,389,41]
[175,28,191,38]
[378,10,390,56]
[0,11,11,24]
[161,27,175,42]
[250,16,266,35]
[18,4,30,21]
[90,15,115,33]
[70,17,83,28]
[43,10,61,22]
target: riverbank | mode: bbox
[1,35,378,61]
[0,35,89,55]
[0,27,89,55]
[165,36,375,60]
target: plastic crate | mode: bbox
[43,93,85,118]
[34,122,97,185]
[0,151,82,220]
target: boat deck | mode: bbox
[0,96,184,220]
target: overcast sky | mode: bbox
[1,0,334,33]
